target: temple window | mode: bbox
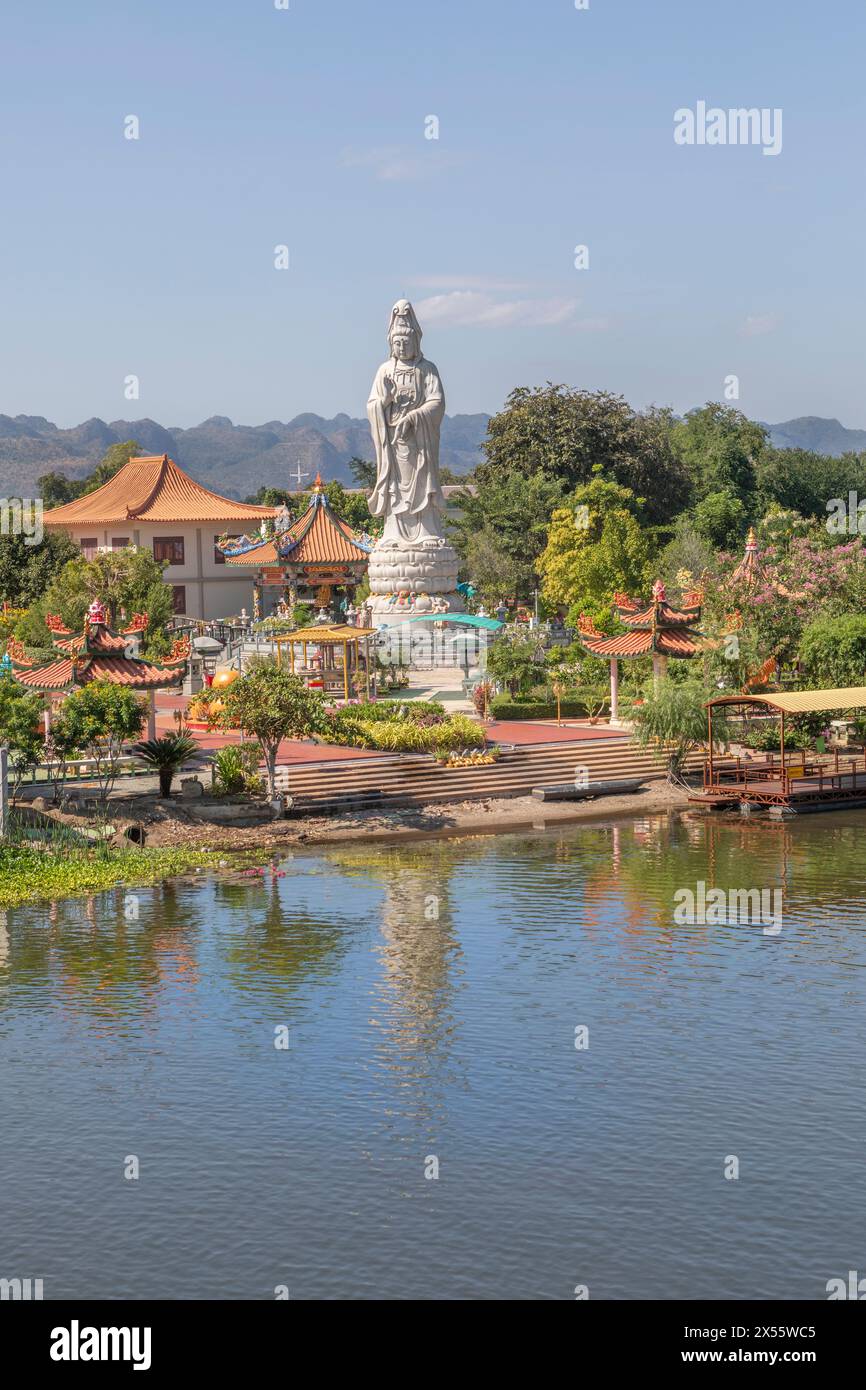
[154,536,185,566]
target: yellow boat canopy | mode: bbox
[707,688,866,713]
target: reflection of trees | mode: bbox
[0,884,203,1027]
[328,843,465,1129]
[590,812,866,935]
[212,872,348,1008]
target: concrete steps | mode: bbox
[277,738,695,813]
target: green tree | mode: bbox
[537,478,653,624]
[349,457,377,490]
[755,447,866,521]
[630,680,729,784]
[0,527,78,609]
[691,489,748,549]
[799,615,866,688]
[670,404,765,510]
[23,548,173,657]
[485,628,547,698]
[218,663,326,800]
[479,385,691,526]
[0,675,45,798]
[453,470,564,604]
[56,683,146,805]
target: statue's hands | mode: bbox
[395,411,416,441]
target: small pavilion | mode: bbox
[220,477,372,621]
[7,600,189,738]
[273,623,379,702]
[577,581,704,720]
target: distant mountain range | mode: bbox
[0,412,491,501]
[0,411,863,502]
[762,416,866,456]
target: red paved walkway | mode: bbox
[154,694,628,764]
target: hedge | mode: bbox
[490,697,610,721]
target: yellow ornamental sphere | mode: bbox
[211,668,240,692]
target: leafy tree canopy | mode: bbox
[219,663,326,799]
[19,548,173,658]
[0,527,79,610]
[670,404,765,509]
[799,614,866,689]
[537,478,653,625]
[479,384,692,527]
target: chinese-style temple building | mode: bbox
[577,580,704,720]
[8,600,189,737]
[42,454,277,621]
[220,476,371,621]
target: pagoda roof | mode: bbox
[731,527,766,588]
[577,628,704,659]
[223,478,371,568]
[8,601,188,693]
[13,655,185,692]
[42,454,277,527]
[578,581,704,660]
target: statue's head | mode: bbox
[388,299,422,362]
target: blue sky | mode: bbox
[0,0,863,429]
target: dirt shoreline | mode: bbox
[136,781,695,851]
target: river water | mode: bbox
[1,810,864,1300]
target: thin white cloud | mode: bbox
[414,289,584,328]
[409,273,532,292]
[340,145,462,182]
[740,312,780,337]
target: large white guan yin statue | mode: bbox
[365,300,462,621]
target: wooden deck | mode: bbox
[691,750,866,810]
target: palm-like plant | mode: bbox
[133,732,200,797]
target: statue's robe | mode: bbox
[367,355,446,541]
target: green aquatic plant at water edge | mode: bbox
[0,843,258,908]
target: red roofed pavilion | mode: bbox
[220,475,371,621]
[577,581,704,721]
[9,599,189,738]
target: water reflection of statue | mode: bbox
[367,300,446,546]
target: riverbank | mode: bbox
[139,781,694,850]
[1,782,694,907]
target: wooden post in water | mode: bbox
[707,703,714,787]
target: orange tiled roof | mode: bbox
[54,630,130,654]
[14,655,184,691]
[578,579,704,660]
[42,455,277,526]
[580,629,703,658]
[225,489,369,567]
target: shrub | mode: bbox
[211,743,264,795]
[630,680,729,784]
[321,709,484,754]
[490,695,609,721]
[133,732,200,797]
[335,699,446,724]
